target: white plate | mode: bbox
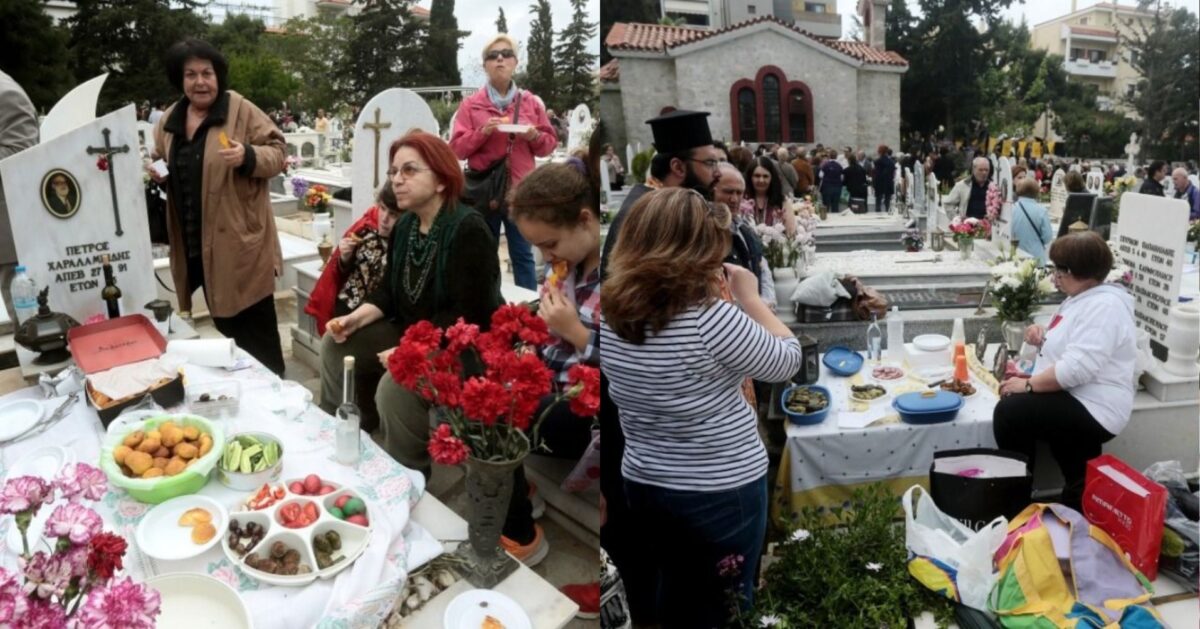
[0,399,44,441]
[869,364,907,383]
[146,573,252,629]
[913,334,951,352]
[136,495,228,562]
[444,589,533,629]
[496,123,532,134]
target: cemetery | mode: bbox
[0,0,602,626]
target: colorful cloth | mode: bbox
[304,205,381,336]
[539,262,600,386]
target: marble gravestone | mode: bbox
[1049,170,1067,220]
[39,74,108,144]
[598,155,611,202]
[0,105,156,367]
[566,104,593,153]
[625,145,634,182]
[1124,133,1140,173]
[995,156,1015,242]
[1085,169,1104,195]
[284,129,322,169]
[1111,193,1190,363]
[135,121,155,160]
[903,167,915,213]
[352,88,439,221]
[912,162,926,215]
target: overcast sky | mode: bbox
[450,0,600,86]
[833,0,1200,36]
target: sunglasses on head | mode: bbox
[486,49,516,61]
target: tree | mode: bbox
[64,0,209,114]
[426,0,469,86]
[0,0,73,112]
[601,0,656,64]
[525,0,556,105]
[888,0,1018,139]
[206,13,265,56]
[496,7,509,33]
[226,50,299,110]
[265,14,354,113]
[1121,2,1200,161]
[340,0,430,104]
[554,0,598,112]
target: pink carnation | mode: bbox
[20,551,72,601]
[0,567,30,624]
[77,576,161,629]
[45,502,102,545]
[55,463,108,503]
[0,476,52,515]
[19,597,66,629]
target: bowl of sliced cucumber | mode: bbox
[217,432,284,491]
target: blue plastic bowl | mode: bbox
[781,384,832,426]
[822,346,864,377]
[892,390,964,424]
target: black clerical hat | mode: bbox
[646,110,713,153]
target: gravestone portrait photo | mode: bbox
[40,169,81,219]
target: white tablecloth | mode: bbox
[0,354,442,629]
[776,351,1001,519]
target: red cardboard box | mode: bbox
[67,315,184,426]
[1082,454,1168,580]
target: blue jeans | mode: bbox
[822,186,842,214]
[624,476,768,629]
[484,213,537,290]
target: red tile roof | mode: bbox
[605,17,907,66]
[411,5,430,17]
[599,59,619,82]
[1067,24,1117,37]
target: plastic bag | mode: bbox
[790,270,851,308]
[562,427,600,493]
[1144,460,1199,591]
[903,485,1007,612]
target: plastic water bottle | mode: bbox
[335,356,361,465]
[11,266,38,324]
[887,306,905,361]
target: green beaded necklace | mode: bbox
[402,211,445,303]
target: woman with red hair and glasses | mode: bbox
[324,131,502,473]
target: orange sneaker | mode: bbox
[499,523,549,567]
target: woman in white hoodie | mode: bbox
[993,231,1137,510]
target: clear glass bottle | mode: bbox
[335,356,361,464]
[101,255,122,319]
[867,312,883,361]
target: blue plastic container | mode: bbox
[781,384,832,426]
[892,390,964,424]
[822,346,863,377]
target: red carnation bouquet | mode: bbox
[388,304,601,464]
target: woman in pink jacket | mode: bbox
[450,34,558,290]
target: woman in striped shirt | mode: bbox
[601,188,803,627]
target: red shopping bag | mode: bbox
[1082,454,1168,580]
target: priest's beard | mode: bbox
[682,165,715,201]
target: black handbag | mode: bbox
[929,448,1033,531]
[463,92,522,216]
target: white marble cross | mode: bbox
[1124,132,1140,173]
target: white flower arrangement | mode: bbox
[988,257,1050,323]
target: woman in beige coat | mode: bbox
[150,39,287,374]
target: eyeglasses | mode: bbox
[1047,264,1071,276]
[485,49,516,61]
[388,163,431,180]
[689,158,720,172]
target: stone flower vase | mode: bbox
[456,430,530,588]
[1163,303,1200,378]
[773,266,799,325]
